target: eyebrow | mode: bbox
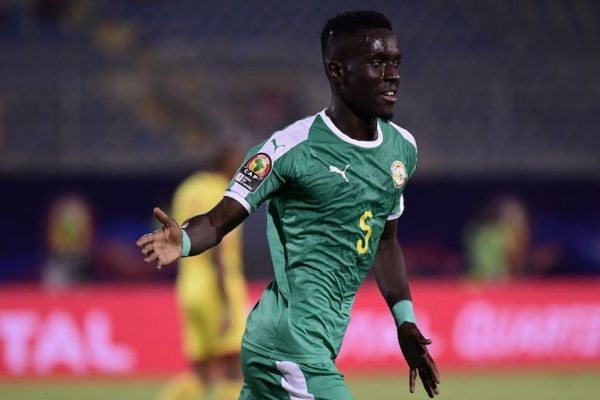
[368,51,402,60]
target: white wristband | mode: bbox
[180,228,191,257]
[392,300,416,326]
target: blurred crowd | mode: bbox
[0,1,599,285]
[18,184,597,289]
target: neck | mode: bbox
[325,100,378,141]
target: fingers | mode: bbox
[417,354,440,398]
[425,353,441,384]
[141,242,153,256]
[418,366,438,398]
[416,333,433,346]
[154,207,174,226]
[409,368,417,393]
[420,371,433,398]
[138,231,159,263]
[143,251,158,265]
[136,232,154,247]
[419,346,441,383]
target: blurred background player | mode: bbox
[463,194,564,281]
[158,144,247,400]
[42,193,95,289]
[463,195,531,281]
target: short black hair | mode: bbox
[321,10,392,57]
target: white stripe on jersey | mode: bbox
[258,114,316,163]
[387,194,405,220]
[388,120,417,151]
[276,360,315,400]
[225,114,315,212]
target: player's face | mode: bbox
[340,29,401,120]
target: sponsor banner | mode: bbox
[339,280,600,371]
[0,280,599,377]
[0,286,184,376]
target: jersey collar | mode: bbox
[319,109,384,149]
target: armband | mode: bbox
[392,300,416,326]
[180,228,191,257]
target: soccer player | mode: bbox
[158,145,247,400]
[138,10,440,399]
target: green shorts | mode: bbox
[238,346,352,400]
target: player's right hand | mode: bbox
[136,207,182,269]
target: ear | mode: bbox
[326,60,345,84]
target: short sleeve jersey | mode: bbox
[225,110,417,363]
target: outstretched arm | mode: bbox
[136,197,248,269]
[373,219,440,398]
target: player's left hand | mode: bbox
[397,322,440,398]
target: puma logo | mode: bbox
[271,139,285,152]
[329,164,350,182]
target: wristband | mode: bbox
[180,228,191,257]
[392,300,416,326]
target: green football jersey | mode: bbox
[225,110,417,363]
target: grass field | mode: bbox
[1,371,599,400]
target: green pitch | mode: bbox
[1,371,598,400]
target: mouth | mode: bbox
[379,90,397,103]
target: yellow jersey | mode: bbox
[172,172,244,305]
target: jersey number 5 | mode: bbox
[356,210,373,255]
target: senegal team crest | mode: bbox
[234,153,272,193]
[391,161,407,188]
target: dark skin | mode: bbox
[324,28,401,138]
[375,219,440,397]
[137,27,439,397]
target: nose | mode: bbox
[383,62,400,82]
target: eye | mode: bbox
[370,59,382,67]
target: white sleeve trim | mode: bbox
[387,194,405,220]
[387,211,402,220]
[224,190,252,213]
